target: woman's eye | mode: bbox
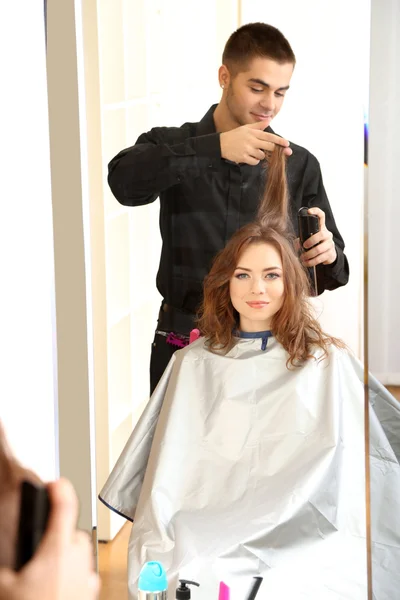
[235,273,249,279]
[266,273,280,280]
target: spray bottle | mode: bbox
[298,206,320,295]
[138,561,168,600]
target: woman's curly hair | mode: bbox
[197,147,344,365]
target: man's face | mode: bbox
[224,57,294,128]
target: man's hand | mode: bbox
[220,120,292,165]
[299,207,337,267]
[0,478,100,600]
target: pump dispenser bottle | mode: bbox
[175,579,200,600]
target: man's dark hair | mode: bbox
[222,23,296,75]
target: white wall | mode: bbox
[151,0,239,125]
[240,1,371,356]
[368,0,400,384]
[0,1,58,481]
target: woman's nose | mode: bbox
[251,278,266,294]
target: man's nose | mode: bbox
[259,91,275,113]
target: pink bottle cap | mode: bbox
[218,581,230,600]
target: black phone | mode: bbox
[15,480,50,571]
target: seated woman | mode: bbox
[100,218,400,600]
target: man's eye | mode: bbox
[251,88,263,93]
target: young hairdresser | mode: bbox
[0,424,100,600]
[100,149,400,600]
[107,22,349,393]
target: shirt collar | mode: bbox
[234,329,273,352]
[236,330,272,339]
[196,104,218,136]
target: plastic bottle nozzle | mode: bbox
[176,579,200,600]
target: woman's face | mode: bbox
[229,242,285,332]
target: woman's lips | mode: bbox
[246,301,270,308]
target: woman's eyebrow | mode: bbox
[235,266,282,272]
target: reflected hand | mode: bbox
[300,207,337,267]
[0,423,41,569]
[0,478,100,600]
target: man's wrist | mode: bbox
[324,246,343,273]
[192,133,221,159]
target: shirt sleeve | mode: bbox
[302,155,350,294]
[107,127,221,206]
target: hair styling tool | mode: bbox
[298,206,320,295]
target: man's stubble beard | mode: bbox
[225,85,247,128]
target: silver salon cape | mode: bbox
[99,335,400,600]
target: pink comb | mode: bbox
[165,333,188,348]
[218,581,230,600]
[189,328,200,344]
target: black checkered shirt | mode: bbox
[108,105,349,313]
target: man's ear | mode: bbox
[218,64,231,90]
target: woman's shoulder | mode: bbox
[174,337,352,367]
[309,339,350,363]
[174,337,212,362]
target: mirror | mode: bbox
[368,1,400,598]
[7,2,398,599]
[46,0,379,598]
